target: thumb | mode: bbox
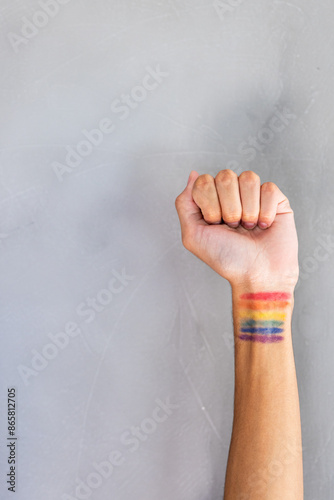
[175,171,202,235]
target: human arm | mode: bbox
[175,170,303,499]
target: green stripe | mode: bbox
[241,320,284,328]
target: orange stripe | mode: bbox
[239,300,290,310]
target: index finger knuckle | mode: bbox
[194,174,214,191]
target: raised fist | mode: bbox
[175,170,299,289]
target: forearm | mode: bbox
[175,170,303,497]
[224,284,303,500]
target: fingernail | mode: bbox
[186,171,193,186]
[243,222,256,229]
[228,222,240,228]
[258,222,268,229]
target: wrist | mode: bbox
[231,284,294,345]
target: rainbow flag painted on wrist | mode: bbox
[238,292,291,343]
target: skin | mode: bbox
[175,170,303,500]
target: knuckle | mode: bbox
[223,210,241,222]
[194,174,214,190]
[259,214,273,224]
[204,211,221,224]
[239,170,260,185]
[223,213,241,223]
[261,181,277,193]
[215,169,237,186]
[242,212,258,221]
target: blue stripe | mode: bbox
[240,327,284,334]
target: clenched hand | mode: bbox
[175,170,299,289]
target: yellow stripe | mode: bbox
[239,310,287,321]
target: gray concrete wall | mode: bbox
[1,1,333,499]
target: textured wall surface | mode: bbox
[1,1,334,499]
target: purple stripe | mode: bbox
[239,334,284,343]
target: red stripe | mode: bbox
[240,292,292,301]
